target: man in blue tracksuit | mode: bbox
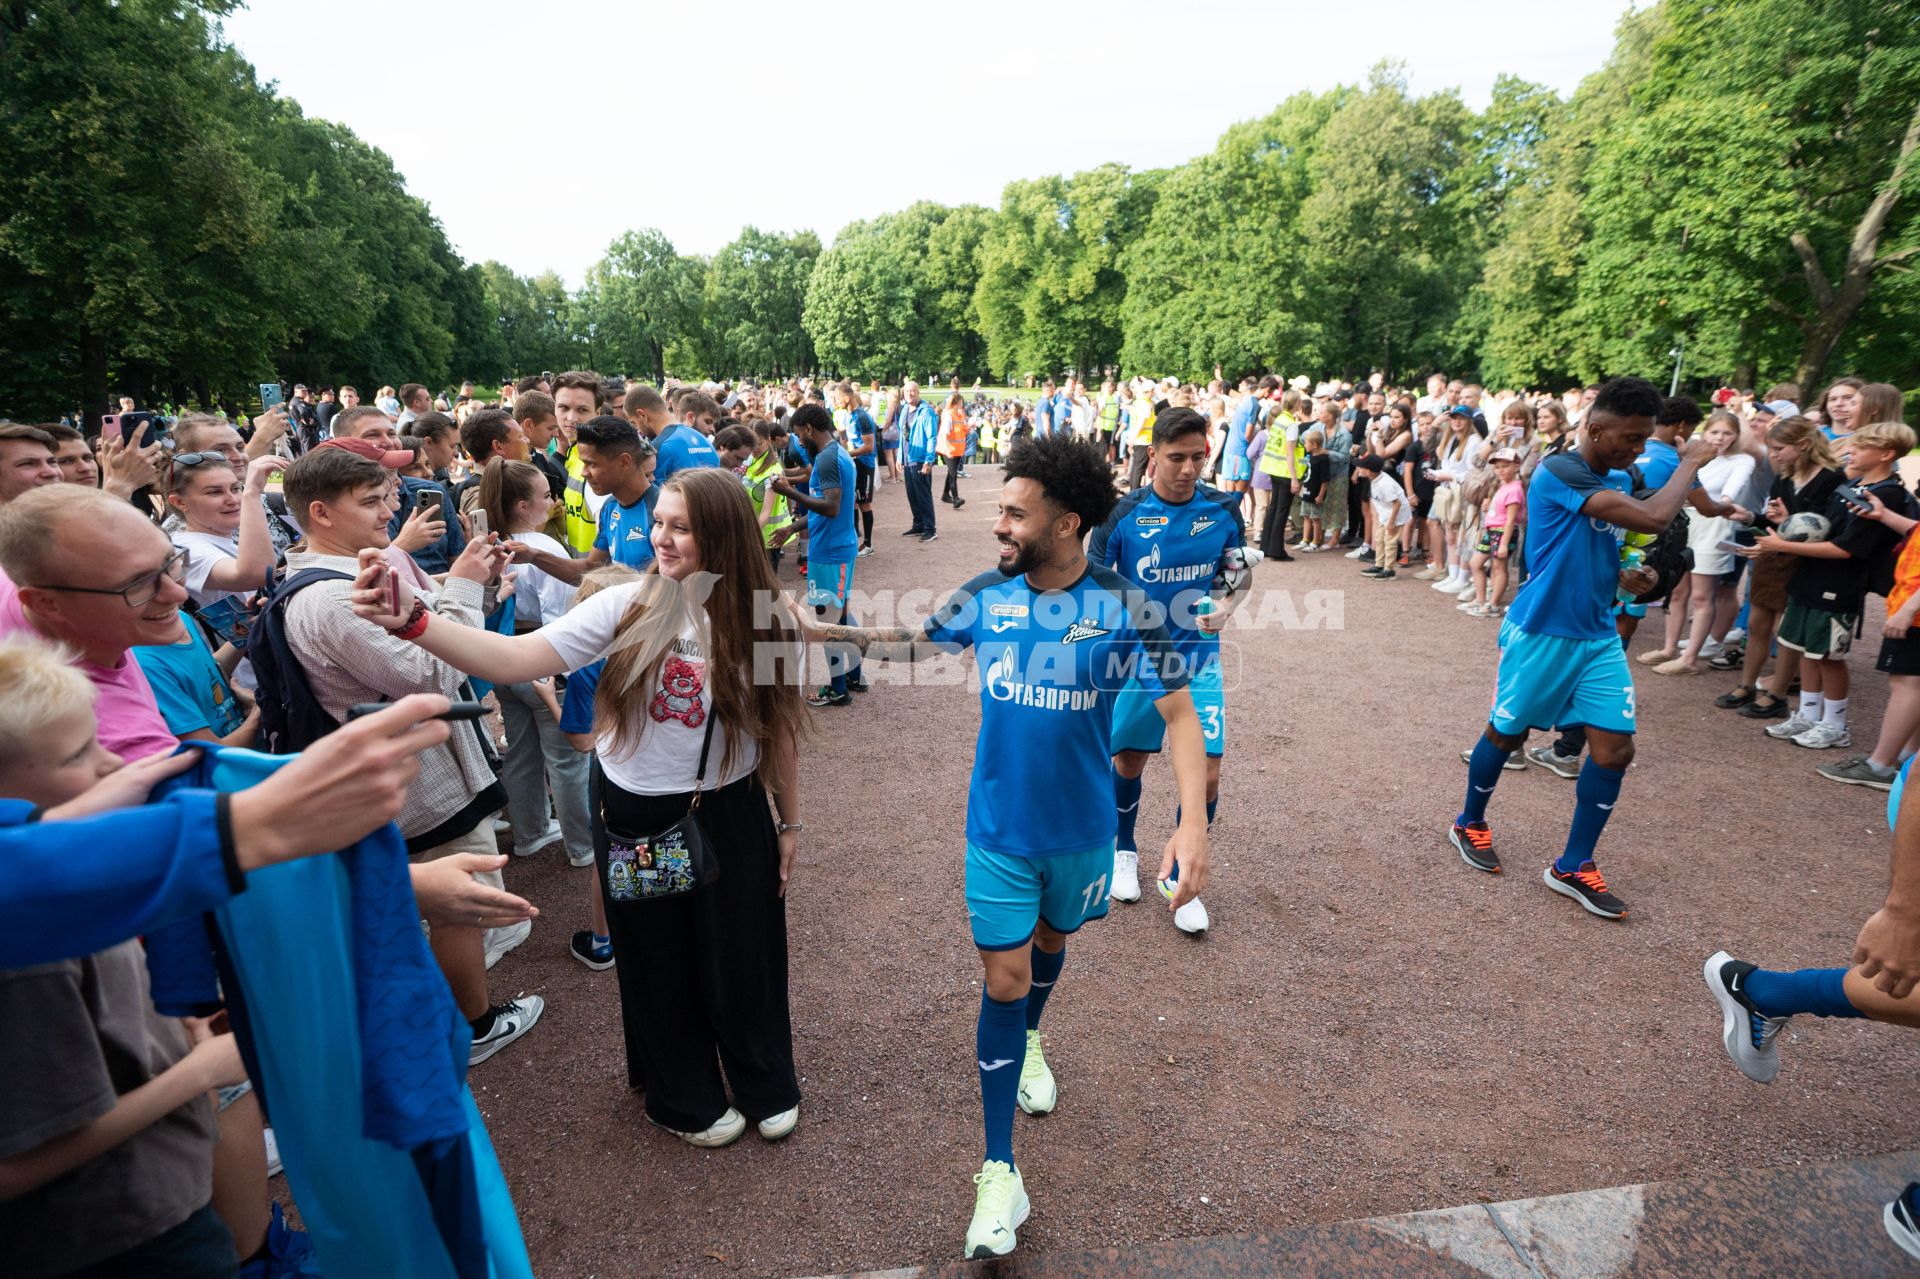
[901,381,941,542]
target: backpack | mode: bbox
[1625,464,1692,604]
[1861,479,1918,599]
[247,567,354,753]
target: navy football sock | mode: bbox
[977,991,1027,1166]
[1114,768,1142,849]
[1554,759,1625,874]
[1027,943,1065,1030]
[1459,736,1511,826]
[1743,967,1862,1021]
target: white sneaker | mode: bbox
[490,816,511,834]
[1765,713,1816,740]
[511,822,561,856]
[1792,721,1850,749]
[1723,627,1747,646]
[468,994,544,1065]
[1344,545,1370,560]
[1697,639,1726,661]
[664,1107,747,1148]
[567,845,595,869]
[1158,878,1210,933]
[964,1161,1030,1259]
[1111,848,1141,902]
[1430,574,1462,592]
[483,918,531,969]
[1457,586,1478,602]
[757,1106,799,1141]
[1017,1029,1056,1115]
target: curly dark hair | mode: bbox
[1001,432,1118,540]
[1591,376,1664,422]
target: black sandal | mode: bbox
[1715,685,1756,709]
[1737,691,1789,719]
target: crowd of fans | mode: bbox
[5,359,1919,1273]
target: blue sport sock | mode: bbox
[1459,736,1511,826]
[1742,967,1862,1021]
[1166,798,1218,885]
[1554,759,1625,874]
[977,991,1027,1166]
[1114,769,1142,850]
[1027,944,1065,1030]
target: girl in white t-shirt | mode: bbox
[164,453,283,649]
[1654,413,1756,675]
[353,467,810,1150]
[479,459,593,871]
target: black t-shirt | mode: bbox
[1768,466,1843,524]
[529,451,566,500]
[1786,474,1917,612]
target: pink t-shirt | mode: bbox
[1486,480,1525,530]
[0,569,179,761]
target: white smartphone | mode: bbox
[1716,539,1745,554]
[469,510,489,539]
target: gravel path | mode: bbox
[473,464,1920,1277]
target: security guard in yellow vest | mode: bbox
[548,370,605,554]
[1257,388,1310,558]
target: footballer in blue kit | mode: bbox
[776,406,863,707]
[651,419,721,489]
[802,432,1211,1260]
[1452,377,1717,920]
[1089,406,1248,934]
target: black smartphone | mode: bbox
[346,700,490,722]
[1839,481,1874,512]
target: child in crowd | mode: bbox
[1295,429,1329,552]
[1461,448,1525,617]
[1750,420,1920,750]
[0,636,309,1277]
[1356,454,1408,581]
[1246,422,1272,548]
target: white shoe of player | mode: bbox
[1111,848,1141,902]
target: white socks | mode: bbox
[1800,692,1824,721]
[1823,696,1848,729]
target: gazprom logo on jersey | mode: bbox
[983,649,1099,710]
[1133,543,1213,587]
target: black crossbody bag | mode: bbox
[601,712,721,902]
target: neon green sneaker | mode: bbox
[964,1160,1030,1259]
[1017,1029,1056,1115]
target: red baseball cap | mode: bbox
[316,437,414,469]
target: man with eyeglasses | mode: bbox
[0,485,195,759]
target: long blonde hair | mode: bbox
[1766,415,1838,480]
[594,468,807,789]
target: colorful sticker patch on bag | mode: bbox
[605,827,697,900]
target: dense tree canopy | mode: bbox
[3,0,1917,423]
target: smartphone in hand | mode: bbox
[386,564,402,618]
[259,382,285,412]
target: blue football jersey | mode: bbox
[923,565,1187,857]
[1504,452,1633,641]
[1088,484,1245,666]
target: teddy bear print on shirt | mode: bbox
[650,654,707,727]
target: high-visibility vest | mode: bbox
[563,447,597,554]
[745,450,788,547]
[1099,396,1120,431]
[1259,412,1305,480]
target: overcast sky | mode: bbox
[222,0,1633,286]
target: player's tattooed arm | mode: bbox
[807,622,933,662]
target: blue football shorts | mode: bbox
[1488,618,1636,736]
[1112,659,1224,758]
[966,841,1115,951]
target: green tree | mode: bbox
[0,0,300,420]
[582,229,704,383]
[803,218,917,379]
[704,227,820,377]
[976,163,1159,380]
[1120,91,1343,379]
[1296,65,1474,381]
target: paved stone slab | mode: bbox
[813,1151,1920,1278]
